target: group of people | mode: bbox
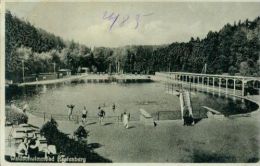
[66,104,91,123]
[66,103,131,128]
[16,134,41,157]
[16,134,56,158]
[66,104,114,125]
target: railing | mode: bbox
[29,109,185,124]
[29,110,123,124]
[163,79,243,96]
[155,109,207,121]
[155,111,182,120]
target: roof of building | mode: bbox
[58,69,71,72]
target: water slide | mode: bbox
[179,90,193,119]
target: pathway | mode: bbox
[5,103,260,162]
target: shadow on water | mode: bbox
[127,126,135,129]
[88,143,103,149]
[193,118,203,124]
[87,122,97,126]
[103,122,113,126]
[190,89,259,117]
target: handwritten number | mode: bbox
[109,14,119,31]
[103,11,120,31]
[119,15,130,27]
[102,11,154,31]
[135,14,141,29]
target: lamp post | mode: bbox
[22,60,25,83]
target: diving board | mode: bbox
[202,106,225,120]
[140,109,154,125]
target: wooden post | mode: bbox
[212,77,215,95]
[181,75,184,87]
[233,79,236,95]
[22,60,25,83]
[207,77,209,92]
[226,78,228,95]
[193,76,195,89]
[202,77,204,90]
[219,78,221,95]
[242,79,245,97]
[212,77,215,89]
[197,76,199,91]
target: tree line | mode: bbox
[152,18,260,76]
[5,10,260,82]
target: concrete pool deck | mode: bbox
[5,96,260,162]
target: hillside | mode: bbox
[5,10,260,82]
[152,17,260,75]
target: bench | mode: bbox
[140,109,154,125]
[202,106,225,120]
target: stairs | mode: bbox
[180,90,193,117]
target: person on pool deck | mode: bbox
[82,106,88,123]
[16,137,29,157]
[122,112,130,129]
[67,104,75,120]
[28,134,40,157]
[112,103,116,113]
[98,107,106,125]
[183,107,189,126]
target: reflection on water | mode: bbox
[6,81,259,120]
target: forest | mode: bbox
[5,10,260,82]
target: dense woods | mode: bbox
[153,18,260,75]
[5,10,260,82]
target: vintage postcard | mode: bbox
[1,0,260,165]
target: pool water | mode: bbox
[6,82,259,120]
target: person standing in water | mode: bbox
[112,103,116,113]
[98,107,105,125]
[81,106,88,123]
[67,104,75,120]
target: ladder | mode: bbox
[183,91,193,116]
[179,90,193,118]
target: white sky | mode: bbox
[6,2,260,47]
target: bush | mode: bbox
[40,118,111,163]
[5,107,28,125]
[74,125,89,141]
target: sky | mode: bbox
[6,1,260,47]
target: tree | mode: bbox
[74,125,89,141]
[228,66,238,75]
[240,61,250,76]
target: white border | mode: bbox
[0,0,260,166]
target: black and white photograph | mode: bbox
[1,0,260,164]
